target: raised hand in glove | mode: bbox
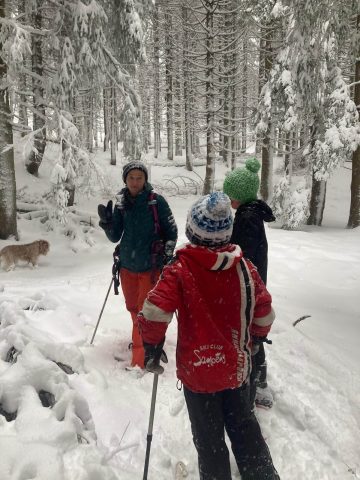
[143,338,168,374]
[98,200,113,230]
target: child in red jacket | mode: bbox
[139,192,279,480]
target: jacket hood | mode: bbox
[176,243,243,271]
[238,200,275,223]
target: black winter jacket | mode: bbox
[230,200,275,285]
[103,183,178,273]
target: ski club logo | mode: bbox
[231,328,246,383]
[193,344,226,367]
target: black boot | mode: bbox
[255,363,273,409]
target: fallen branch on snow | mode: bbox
[293,315,311,327]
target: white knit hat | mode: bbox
[185,192,233,247]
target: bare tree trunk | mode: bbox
[277,128,283,157]
[260,27,274,201]
[110,85,116,165]
[165,10,174,160]
[260,128,272,201]
[153,1,161,158]
[241,36,248,153]
[140,69,151,153]
[307,126,327,226]
[219,13,228,164]
[17,0,29,137]
[284,131,292,178]
[203,1,215,195]
[256,30,266,156]
[18,74,29,137]
[174,76,182,156]
[94,107,99,148]
[347,14,360,229]
[88,92,94,153]
[230,2,239,169]
[182,5,193,171]
[307,175,327,226]
[348,146,360,228]
[26,1,46,176]
[103,87,110,152]
[0,0,17,239]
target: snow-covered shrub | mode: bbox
[271,176,310,229]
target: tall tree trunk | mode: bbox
[203,1,215,195]
[219,13,229,164]
[0,0,17,239]
[18,0,29,137]
[347,14,360,229]
[284,131,292,178]
[260,27,274,201]
[182,5,193,171]
[230,2,238,169]
[241,36,248,153]
[256,29,266,155]
[307,175,327,226]
[153,0,161,158]
[277,128,283,157]
[103,87,110,152]
[260,143,270,200]
[307,125,326,226]
[348,145,360,228]
[141,68,151,153]
[26,2,46,176]
[110,85,116,165]
[165,10,174,160]
[88,92,94,153]
[174,76,182,156]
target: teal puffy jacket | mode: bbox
[104,183,178,273]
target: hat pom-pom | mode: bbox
[245,157,260,174]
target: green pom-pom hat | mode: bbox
[223,157,261,204]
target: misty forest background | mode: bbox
[0,0,360,241]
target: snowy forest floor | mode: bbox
[0,147,359,480]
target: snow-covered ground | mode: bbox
[0,148,359,480]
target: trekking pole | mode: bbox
[143,373,160,480]
[89,277,113,345]
[90,248,121,345]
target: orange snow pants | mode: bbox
[120,268,160,368]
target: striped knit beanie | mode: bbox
[223,157,261,204]
[185,192,233,247]
[122,161,148,183]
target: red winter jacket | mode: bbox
[139,243,275,393]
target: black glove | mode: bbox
[143,338,168,374]
[163,240,176,266]
[251,336,272,355]
[98,200,113,230]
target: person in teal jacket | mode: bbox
[98,161,178,369]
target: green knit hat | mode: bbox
[223,157,261,204]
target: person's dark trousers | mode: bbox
[184,383,279,480]
[250,342,267,405]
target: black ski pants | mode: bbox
[184,383,279,480]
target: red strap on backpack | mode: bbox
[148,192,161,235]
[148,192,163,283]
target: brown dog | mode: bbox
[0,240,50,271]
